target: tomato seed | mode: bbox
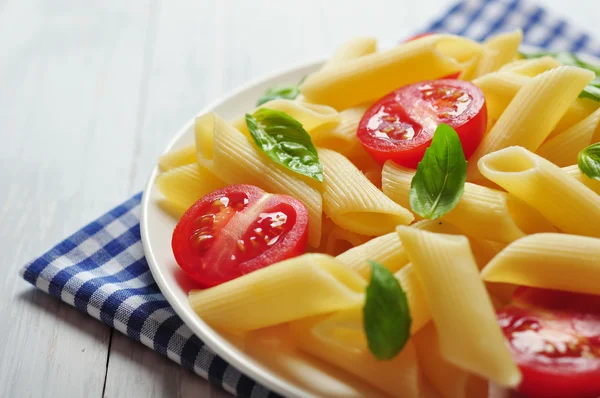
[189,230,215,252]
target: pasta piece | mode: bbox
[382,161,555,243]
[195,113,323,247]
[474,30,522,77]
[562,164,600,194]
[467,66,595,181]
[231,99,340,140]
[290,309,422,398]
[323,224,370,257]
[335,219,457,278]
[499,56,560,77]
[397,227,521,387]
[481,233,600,295]
[319,148,414,236]
[479,146,600,238]
[537,108,600,166]
[395,264,430,334]
[158,145,197,172]
[155,163,225,217]
[188,253,365,331]
[322,37,377,68]
[414,323,488,398]
[473,72,597,136]
[314,104,368,158]
[302,34,480,109]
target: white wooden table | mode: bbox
[2,1,599,397]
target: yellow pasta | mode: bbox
[499,56,560,77]
[231,99,340,140]
[155,163,226,217]
[290,309,422,398]
[323,225,371,257]
[319,148,414,236]
[467,66,594,181]
[302,34,480,110]
[314,104,369,158]
[473,71,597,136]
[395,264,431,334]
[481,233,600,295]
[537,108,600,166]
[479,146,600,238]
[397,227,521,387]
[189,253,365,331]
[335,219,458,278]
[322,37,378,68]
[474,30,522,77]
[382,161,555,242]
[195,112,323,247]
[414,323,488,398]
[158,145,197,172]
[563,164,600,194]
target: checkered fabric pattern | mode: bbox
[20,0,600,396]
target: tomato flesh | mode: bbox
[357,79,486,168]
[498,287,600,398]
[172,184,309,288]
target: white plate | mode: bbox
[140,58,396,398]
[140,49,600,398]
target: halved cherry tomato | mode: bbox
[497,287,600,398]
[357,79,486,168]
[172,184,309,288]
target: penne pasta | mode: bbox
[335,219,459,278]
[319,148,414,236]
[467,66,595,181]
[562,164,600,195]
[474,30,522,78]
[479,146,600,238]
[302,34,480,109]
[322,37,378,69]
[499,56,560,77]
[481,233,600,295]
[189,253,365,331]
[158,144,197,172]
[155,163,225,217]
[314,104,369,158]
[382,161,555,243]
[231,99,340,140]
[397,227,521,387]
[195,112,324,247]
[537,108,600,166]
[414,323,489,398]
[290,309,422,398]
[323,224,371,257]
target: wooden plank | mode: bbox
[0,0,150,397]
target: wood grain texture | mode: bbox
[3,0,600,397]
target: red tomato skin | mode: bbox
[499,288,600,398]
[171,185,309,288]
[356,79,486,169]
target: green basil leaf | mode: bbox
[409,123,467,219]
[578,143,600,180]
[245,108,323,182]
[256,85,301,106]
[364,260,412,361]
[519,50,600,102]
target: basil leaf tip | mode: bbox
[578,143,600,181]
[409,123,467,219]
[256,85,301,106]
[363,260,412,360]
[245,108,323,182]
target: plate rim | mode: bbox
[140,46,600,398]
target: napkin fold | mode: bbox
[20,0,600,397]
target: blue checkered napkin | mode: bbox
[20,1,600,397]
